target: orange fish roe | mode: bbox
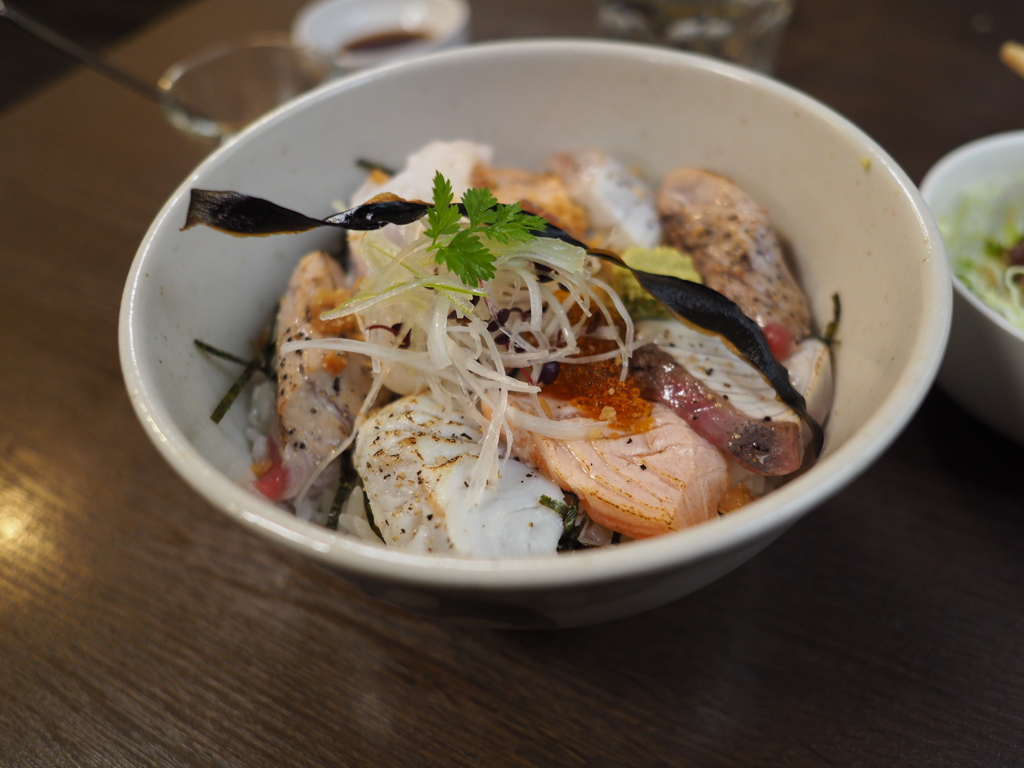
[250,459,273,478]
[717,484,758,513]
[308,288,362,339]
[542,337,653,432]
[323,352,348,375]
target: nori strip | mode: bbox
[822,293,841,347]
[199,309,277,424]
[183,189,428,236]
[209,353,266,424]
[326,451,359,531]
[363,494,385,543]
[324,199,430,230]
[541,492,588,551]
[356,158,397,176]
[194,338,248,366]
[183,190,328,235]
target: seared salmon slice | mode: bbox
[471,165,590,243]
[509,396,729,539]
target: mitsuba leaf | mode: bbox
[461,186,499,225]
[424,175,462,241]
[437,230,496,285]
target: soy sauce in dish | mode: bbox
[340,29,429,54]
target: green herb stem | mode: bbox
[822,293,841,347]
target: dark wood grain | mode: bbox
[2,0,1024,765]
[0,0,188,111]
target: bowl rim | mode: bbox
[920,128,1024,345]
[120,38,951,591]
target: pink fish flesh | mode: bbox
[629,343,803,476]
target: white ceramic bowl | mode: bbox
[120,40,951,629]
[921,131,1024,445]
[292,0,469,73]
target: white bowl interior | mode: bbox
[121,41,949,598]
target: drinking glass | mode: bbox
[158,33,331,143]
[594,0,794,73]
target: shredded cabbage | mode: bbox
[941,180,1024,329]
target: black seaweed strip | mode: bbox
[326,452,359,531]
[204,310,277,423]
[822,293,841,347]
[363,494,385,542]
[209,353,265,424]
[183,190,328,235]
[324,200,429,230]
[194,339,248,366]
[183,190,429,236]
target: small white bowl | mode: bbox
[921,131,1024,445]
[120,40,950,628]
[292,0,469,73]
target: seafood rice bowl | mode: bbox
[120,40,950,627]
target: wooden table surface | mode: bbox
[2,0,1023,765]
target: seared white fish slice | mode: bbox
[272,251,372,500]
[354,394,565,557]
[658,167,812,355]
[509,396,729,540]
[550,150,661,251]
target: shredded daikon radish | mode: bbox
[279,227,629,502]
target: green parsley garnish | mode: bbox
[423,172,547,286]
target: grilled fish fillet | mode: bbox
[272,251,372,499]
[658,167,812,352]
[632,319,834,474]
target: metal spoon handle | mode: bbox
[0,0,168,106]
